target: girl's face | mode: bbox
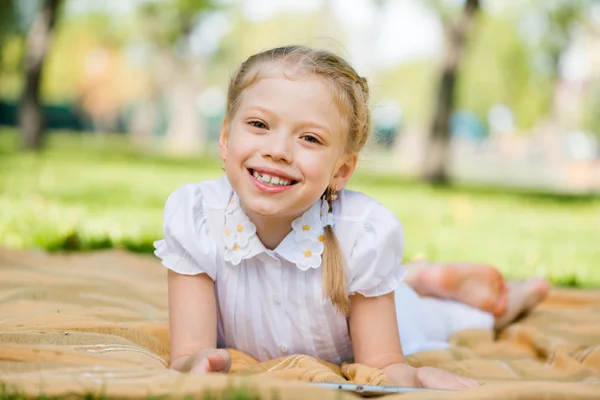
[220,70,357,221]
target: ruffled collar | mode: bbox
[222,193,334,271]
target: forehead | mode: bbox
[239,63,350,126]
[241,64,332,105]
[239,69,342,120]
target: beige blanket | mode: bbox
[1,247,599,399]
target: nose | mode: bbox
[261,129,293,164]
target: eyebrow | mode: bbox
[245,106,331,134]
[245,106,277,117]
[296,120,331,135]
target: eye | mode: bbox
[301,135,321,144]
[248,120,267,129]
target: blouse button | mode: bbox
[272,294,281,305]
[279,344,289,353]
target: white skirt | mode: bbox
[394,282,494,356]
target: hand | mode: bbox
[383,363,479,391]
[416,366,480,390]
[173,348,231,374]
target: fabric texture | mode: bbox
[394,282,494,356]
[154,182,219,278]
[153,177,413,364]
[1,247,600,400]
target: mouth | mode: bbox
[247,168,298,188]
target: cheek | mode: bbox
[301,151,338,180]
[227,129,255,157]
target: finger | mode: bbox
[418,367,478,391]
[190,357,211,374]
[441,378,471,390]
[219,349,232,372]
[457,375,480,389]
[207,350,231,373]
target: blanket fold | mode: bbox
[1,247,599,399]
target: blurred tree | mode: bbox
[456,13,552,131]
[0,0,17,43]
[19,0,63,150]
[0,0,22,100]
[136,0,216,157]
[215,10,326,78]
[583,81,600,136]
[518,0,599,134]
[422,0,480,185]
[377,61,437,127]
[522,0,592,81]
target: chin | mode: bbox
[242,199,281,217]
[254,205,289,218]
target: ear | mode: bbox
[219,121,229,160]
[331,154,358,191]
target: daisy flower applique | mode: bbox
[320,199,335,228]
[223,210,256,265]
[224,241,250,265]
[291,210,323,242]
[291,237,325,271]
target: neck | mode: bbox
[243,209,297,250]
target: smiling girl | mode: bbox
[154,45,548,390]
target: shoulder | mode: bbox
[334,189,403,247]
[155,176,232,278]
[334,189,406,297]
[159,176,233,253]
[163,176,233,217]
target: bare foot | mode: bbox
[494,278,550,330]
[405,261,508,317]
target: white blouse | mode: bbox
[154,177,407,365]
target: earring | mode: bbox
[326,187,337,201]
[221,159,226,172]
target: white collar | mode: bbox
[222,193,335,271]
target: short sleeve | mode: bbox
[153,183,218,280]
[347,204,407,297]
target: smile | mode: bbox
[251,170,293,186]
[247,168,298,193]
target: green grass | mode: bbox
[1,129,599,287]
[0,382,264,400]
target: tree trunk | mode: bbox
[19,0,61,151]
[421,0,480,185]
[155,49,206,157]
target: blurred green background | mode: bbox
[1,0,599,287]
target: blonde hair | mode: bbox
[225,45,371,316]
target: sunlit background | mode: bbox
[1,0,599,286]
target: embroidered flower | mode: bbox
[320,199,328,217]
[291,209,323,242]
[222,205,257,266]
[321,211,334,228]
[291,239,325,271]
[222,192,331,270]
[320,199,334,228]
[224,241,251,265]
[224,210,256,247]
[223,225,235,248]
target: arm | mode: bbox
[349,292,418,386]
[167,270,230,373]
[349,292,479,390]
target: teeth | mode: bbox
[260,174,271,183]
[251,170,292,186]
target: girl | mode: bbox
[154,45,548,390]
